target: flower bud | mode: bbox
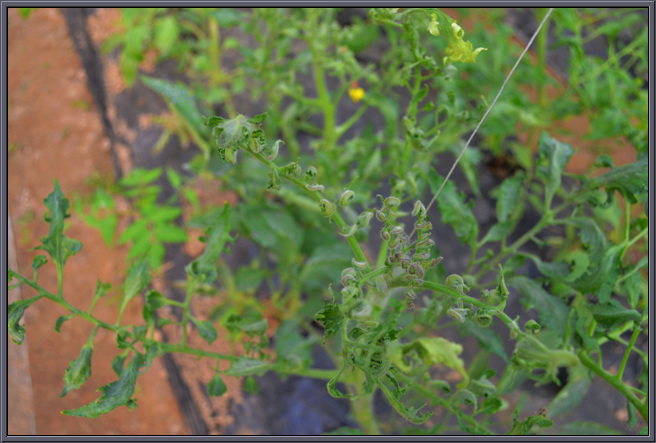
[380,229,391,241]
[384,196,401,207]
[350,300,372,320]
[375,209,386,222]
[524,319,541,335]
[447,308,470,323]
[474,309,493,328]
[352,258,369,268]
[340,224,357,238]
[319,199,333,217]
[338,190,355,207]
[356,211,373,228]
[390,226,404,236]
[306,184,325,192]
[304,166,318,181]
[445,274,470,294]
[412,200,426,217]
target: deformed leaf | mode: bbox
[60,343,93,397]
[314,302,344,344]
[35,180,82,269]
[8,296,43,344]
[588,300,642,329]
[55,313,76,333]
[62,353,147,418]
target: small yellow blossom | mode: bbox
[348,81,365,103]
[427,13,440,36]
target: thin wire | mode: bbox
[412,8,554,239]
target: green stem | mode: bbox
[617,327,641,381]
[181,277,197,345]
[249,151,368,264]
[577,349,648,422]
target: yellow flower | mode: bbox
[348,81,365,103]
[428,13,487,64]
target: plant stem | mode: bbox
[577,349,648,422]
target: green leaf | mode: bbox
[225,357,271,377]
[8,296,42,344]
[578,157,647,207]
[165,167,182,189]
[145,290,172,309]
[191,318,218,344]
[224,313,268,336]
[185,203,232,283]
[243,375,258,394]
[377,378,432,425]
[429,170,478,245]
[509,276,569,332]
[153,15,179,55]
[60,343,93,397]
[207,374,228,397]
[124,259,151,302]
[111,354,127,376]
[208,8,245,27]
[275,319,317,370]
[413,337,468,385]
[588,300,642,329]
[314,302,344,344]
[558,421,623,435]
[451,389,477,410]
[31,255,48,279]
[35,180,82,269]
[238,204,303,257]
[141,76,207,139]
[154,224,187,243]
[62,353,146,418]
[547,366,591,418]
[323,427,365,435]
[458,321,508,362]
[496,173,525,222]
[119,167,162,187]
[536,133,574,204]
[509,410,553,435]
[55,313,76,333]
[298,243,352,292]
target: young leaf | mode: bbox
[509,410,553,435]
[8,296,43,344]
[207,374,228,397]
[62,353,146,418]
[123,259,151,302]
[243,375,259,394]
[55,313,76,333]
[496,173,525,222]
[185,204,232,283]
[60,343,93,397]
[509,276,569,332]
[191,317,218,344]
[536,133,574,205]
[429,171,478,245]
[547,366,591,418]
[153,15,179,56]
[35,180,83,269]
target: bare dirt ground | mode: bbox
[7,8,187,435]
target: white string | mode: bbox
[418,8,554,229]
